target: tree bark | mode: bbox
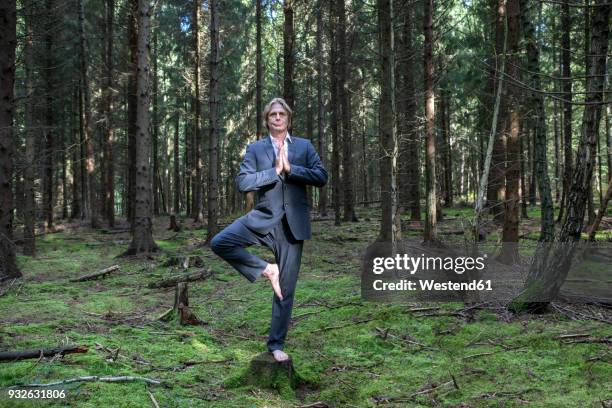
[423,0,437,243]
[125,0,158,255]
[43,0,56,231]
[329,0,342,226]
[558,0,573,223]
[191,0,202,222]
[316,0,327,217]
[378,0,400,243]
[152,30,160,217]
[104,0,116,227]
[127,0,138,229]
[337,0,357,222]
[512,0,610,310]
[78,0,99,228]
[0,0,21,280]
[173,113,181,214]
[487,0,508,224]
[522,0,553,242]
[283,0,295,111]
[207,0,220,243]
[23,0,36,256]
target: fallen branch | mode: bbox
[0,345,88,362]
[148,269,213,289]
[147,388,160,408]
[311,318,376,333]
[10,375,161,388]
[70,265,120,282]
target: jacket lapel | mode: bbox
[263,137,275,164]
[288,138,296,164]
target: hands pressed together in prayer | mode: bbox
[274,139,291,176]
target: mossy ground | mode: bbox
[0,206,610,407]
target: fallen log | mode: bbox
[0,345,88,362]
[70,265,120,282]
[148,269,213,289]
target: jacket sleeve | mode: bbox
[235,144,280,193]
[287,141,328,187]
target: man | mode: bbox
[211,98,327,362]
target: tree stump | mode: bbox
[168,214,182,232]
[158,283,205,325]
[225,352,300,398]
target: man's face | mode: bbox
[267,103,289,134]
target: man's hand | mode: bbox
[275,148,283,175]
[281,145,291,174]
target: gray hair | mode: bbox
[262,97,292,130]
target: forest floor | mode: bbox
[0,206,611,407]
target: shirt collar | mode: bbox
[269,133,292,144]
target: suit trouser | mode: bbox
[210,216,303,352]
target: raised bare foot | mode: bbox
[271,349,290,362]
[262,263,283,300]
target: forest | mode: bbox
[0,0,611,406]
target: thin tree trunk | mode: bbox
[206,0,220,243]
[152,30,159,217]
[125,0,158,255]
[423,0,437,243]
[104,0,115,227]
[0,0,21,280]
[337,0,357,222]
[174,113,181,214]
[127,0,138,229]
[316,0,327,216]
[23,1,36,255]
[521,0,554,240]
[283,0,295,111]
[43,0,56,231]
[78,0,98,228]
[378,0,400,243]
[329,0,341,226]
[558,0,573,223]
[588,177,612,240]
[191,0,202,222]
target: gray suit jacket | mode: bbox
[235,136,328,240]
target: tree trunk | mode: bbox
[78,0,99,228]
[588,177,612,241]
[206,0,220,243]
[174,113,181,214]
[23,0,36,256]
[423,0,437,243]
[400,6,420,220]
[487,0,508,224]
[337,0,357,222]
[0,0,21,280]
[43,0,56,231]
[283,0,295,111]
[557,0,573,223]
[329,0,341,226]
[104,0,115,227]
[521,0,554,241]
[125,0,158,255]
[191,0,202,222]
[127,0,138,229]
[512,0,610,310]
[152,30,159,217]
[316,0,327,217]
[378,0,400,243]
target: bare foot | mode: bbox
[262,263,283,300]
[271,349,290,362]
